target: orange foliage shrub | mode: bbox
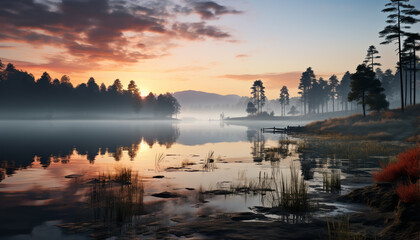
[396,182,420,203]
[373,146,420,183]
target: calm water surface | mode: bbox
[0,120,407,239]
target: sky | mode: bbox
[0,0,419,99]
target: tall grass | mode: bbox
[229,171,272,194]
[155,153,165,172]
[89,167,144,224]
[326,216,367,240]
[269,163,310,212]
[323,170,341,193]
[114,166,132,184]
[203,150,216,171]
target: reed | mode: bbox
[323,170,341,193]
[229,171,272,194]
[114,166,132,184]
[326,216,367,240]
[155,153,165,172]
[276,163,310,211]
[203,150,216,171]
[89,167,144,224]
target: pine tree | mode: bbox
[250,80,266,114]
[328,75,339,112]
[379,0,419,112]
[278,86,290,116]
[363,45,381,71]
[348,64,389,116]
[298,67,315,115]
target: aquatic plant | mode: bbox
[181,159,195,168]
[372,145,419,183]
[269,163,310,212]
[89,168,144,225]
[203,150,216,171]
[114,166,132,184]
[155,153,165,172]
[326,216,367,240]
[229,171,272,194]
[323,170,341,193]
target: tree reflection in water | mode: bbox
[0,121,180,181]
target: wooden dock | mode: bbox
[262,126,305,134]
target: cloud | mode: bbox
[187,1,243,20]
[2,56,102,74]
[235,54,249,58]
[172,22,230,39]
[0,45,15,49]
[0,0,241,67]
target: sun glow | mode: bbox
[140,89,150,97]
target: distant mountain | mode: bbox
[173,90,245,109]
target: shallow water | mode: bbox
[0,120,409,239]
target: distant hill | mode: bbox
[172,90,293,118]
[173,90,243,107]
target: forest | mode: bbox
[0,61,180,119]
[246,42,418,118]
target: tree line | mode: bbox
[0,61,180,119]
[245,0,418,117]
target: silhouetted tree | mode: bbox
[348,64,389,116]
[100,83,107,92]
[246,101,257,115]
[156,93,181,118]
[36,72,52,88]
[109,79,123,93]
[307,78,321,114]
[379,0,419,112]
[52,78,60,87]
[328,75,339,112]
[5,63,16,72]
[298,67,315,115]
[0,59,4,70]
[60,75,73,88]
[144,92,157,113]
[337,71,351,111]
[278,86,290,116]
[366,79,389,112]
[349,65,374,116]
[318,77,329,113]
[363,45,381,71]
[250,80,266,114]
[376,68,397,102]
[403,33,419,105]
[128,80,140,96]
[288,105,299,116]
[0,62,182,119]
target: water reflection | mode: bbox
[0,121,179,179]
[0,120,411,239]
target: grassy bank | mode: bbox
[305,105,420,142]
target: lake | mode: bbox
[0,120,409,239]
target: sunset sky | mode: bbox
[1,0,419,99]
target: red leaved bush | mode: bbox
[396,182,420,203]
[373,145,420,203]
[372,145,420,183]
